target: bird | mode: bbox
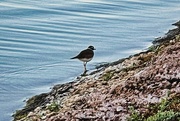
[71,45,96,75]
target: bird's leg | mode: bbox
[82,62,87,75]
[84,62,87,72]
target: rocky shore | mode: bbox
[13,21,180,121]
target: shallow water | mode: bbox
[0,0,180,120]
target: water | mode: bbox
[0,0,180,120]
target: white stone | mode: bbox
[34,107,41,113]
[116,106,124,112]
[27,112,35,117]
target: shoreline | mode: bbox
[13,21,180,121]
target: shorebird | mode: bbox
[71,46,95,74]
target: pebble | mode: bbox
[34,107,41,113]
[27,112,35,117]
[116,106,124,112]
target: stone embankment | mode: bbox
[14,21,180,121]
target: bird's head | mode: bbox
[88,45,96,50]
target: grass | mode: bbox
[127,93,180,121]
[47,102,60,112]
[146,110,180,121]
[102,71,114,81]
[127,106,144,121]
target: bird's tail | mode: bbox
[70,56,77,59]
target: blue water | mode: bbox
[0,0,180,120]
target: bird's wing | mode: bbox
[77,49,94,59]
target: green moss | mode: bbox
[127,93,180,121]
[127,106,144,121]
[47,102,59,112]
[13,93,48,121]
[121,66,136,72]
[148,45,160,52]
[146,110,180,121]
[13,111,27,121]
[168,95,180,112]
[146,94,180,121]
[102,71,114,81]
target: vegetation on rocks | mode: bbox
[47,102,60,112]
[13,22,180,121]
[127,93,180,121]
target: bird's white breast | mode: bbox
[79,58,92,62]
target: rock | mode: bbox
[34,107,41,113]
[153,28,180,44]
[13,93,48,121]
[172,20,180,28]
[27,112,35,117]
[116,106,124,112]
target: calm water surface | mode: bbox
[0,0,180,120]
